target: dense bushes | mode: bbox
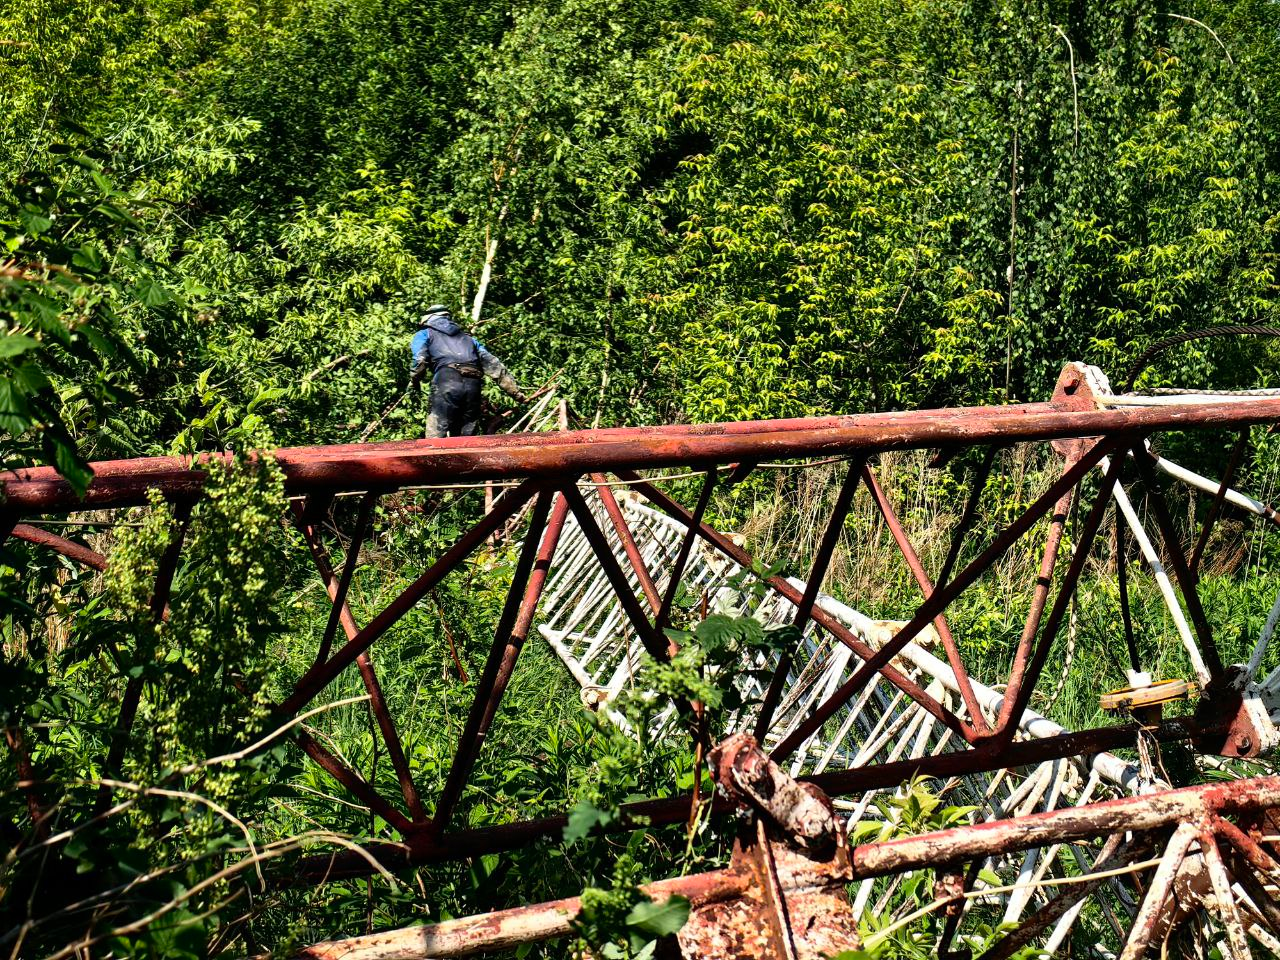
[7,0,1279,465]
[4,0,1280,955]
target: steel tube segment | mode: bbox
[296,869,749,959]
[771,437,1119,761]
[1152,451,1280,527]
[994,482,1073,733]
[293,506,426,823]
[936,446,1000,592]
[96,502,192,815]
[1118,822,1197,960]
[1188,431,1249,578]
[1200,827,1252,960]
[1131,448,1225,677]
[1213,815,1280,880]
[860,464,985,735]
[994,452,1126,742]
[5,727,48,840]
[655,469,717,632]
[936,860,979,957]
[561,485,672,662]
[292,715,1224,881]
[9,389,1280,511]
[291,501,364,655]
[755,460,863,739]
[11,524,108,570]
[851,777,1280,881]
[432,491,559,833]
[295,729,414,834]
[590,475,662,613]
[280,480,538,715]
[318,492,377,664]
[808,715,1203,804]
[978,833,1138,960]
[354,657,425,823]
[623,474,970,742]
[1115,506,1141,671]
[1217,829,1280,933]
[304,542,424,819]
[295,778,1280,958]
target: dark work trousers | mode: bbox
[425,366,483,438]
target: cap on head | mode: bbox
[419,304,451,327]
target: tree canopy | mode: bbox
[4,0,1278,474]
[4,1,1280,956]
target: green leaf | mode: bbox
[0,379,32,433]
[94,202,140,227]
[625,895,689,938]
[0,334,40,358]
[13,363,51,393]
[23,291,63,323]
[131,275,175,307]
[563,799,614,844]
[52,439,91,494]
[247,387,288,413]
[72,244,105,273]
[18,209,53,234]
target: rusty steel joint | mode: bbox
[709,733,840,858]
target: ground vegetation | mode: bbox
[3,0,1280,956]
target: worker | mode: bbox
[410,304,527,438]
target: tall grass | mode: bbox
[736,443,1280,737]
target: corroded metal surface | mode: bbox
[7,362,1280,956]
[709,733,838,856]
[293,763,1280,958]
[679,840,860,960]
[6,379,1280,510]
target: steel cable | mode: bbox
[1123,324,1280,393]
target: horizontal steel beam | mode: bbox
[11,524,107,570]
[853,775,1280,877]
[291,715,1224,882]
[6,386,1280,512]
[296,869,749,959]
[294,775,1280,958]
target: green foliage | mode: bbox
[8,0,1279,478]
[571,855,690,959]
[4,0,1280,954]
[0,148,151,491]
[558,613,794,849]
[1,454,287,958]
[653,0,1280,421]
[835,779,997,960]
[558,613,800,956]
[654,615,797,735]
[849,776,977,846]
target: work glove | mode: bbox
[410,361,428,389]
[498,372,527,402]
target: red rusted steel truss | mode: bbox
[5,362,1280,955]
[295,737,1280,959]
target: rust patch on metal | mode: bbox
[710,733,838,857]
[678,831,859,959]
[1193,666,1264,758]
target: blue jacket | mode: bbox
[411,315,507,380]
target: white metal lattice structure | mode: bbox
[530,365,1280,945]
[536,492,1151,939]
